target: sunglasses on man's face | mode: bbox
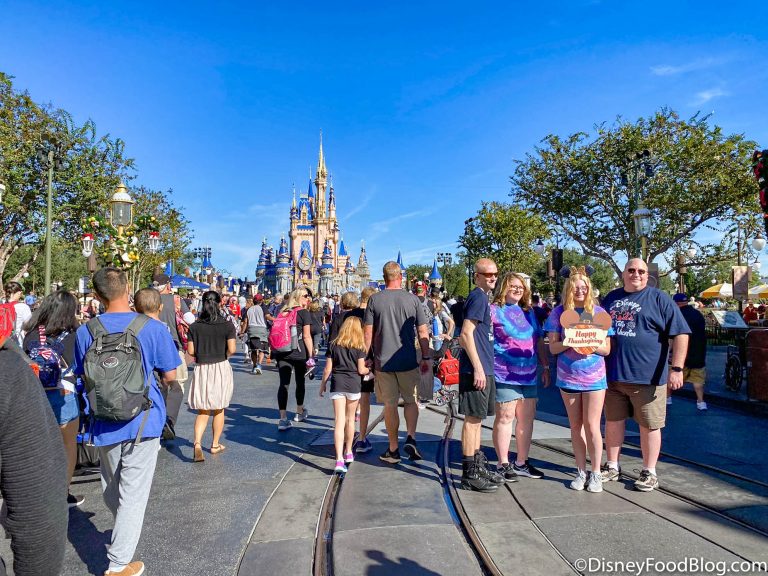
[476,271,498,279]
[626,268,647,275]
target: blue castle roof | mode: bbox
[429,260,442,280]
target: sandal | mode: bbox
[211,444,226,454]
[193,442,205,463]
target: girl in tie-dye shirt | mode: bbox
[490,272,550,481]
[544,268,612,492]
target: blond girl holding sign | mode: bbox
[544,267,613,493]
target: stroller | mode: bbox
[430,338,461,406]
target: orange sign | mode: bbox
[560,310,612,355]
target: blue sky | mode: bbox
[2,1,766,279]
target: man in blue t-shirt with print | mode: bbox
[73,267,179,576]
[600,258,690,493]
[458,257,503,493]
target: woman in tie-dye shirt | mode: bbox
[490,272,550,482]
[544,268,612,493]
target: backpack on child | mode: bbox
[269,307,300,353]
[27,325,71,390]
[436,348,460,386]
[173,294,190,348]
[82,315,152,438]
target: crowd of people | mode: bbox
[0,253,712,575]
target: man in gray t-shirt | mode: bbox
[244,297,269,374]
[152,274,190,439]
[364,261,431,465]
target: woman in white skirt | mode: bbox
[187,291,237,462]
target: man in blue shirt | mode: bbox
[458,258,502,492]
[600,259,690,492]
[73,267,179,576]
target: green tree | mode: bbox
[0,72,134,285]
[510,109,759,277]
[458,201,548,277]
[404,264,430,289]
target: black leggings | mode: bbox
[277,357,307,410]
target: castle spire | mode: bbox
[317,130,328,180]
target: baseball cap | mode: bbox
[430,286,441,297]
[414,281,426,293]
[153,273,171,286]
[672,293,688,303]
[255,293,264,302]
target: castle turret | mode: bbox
[357,241,370,288]
[276,237,293,295]
[429,258,443,288]
[318,239,335,296]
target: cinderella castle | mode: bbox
[254,136,371,297]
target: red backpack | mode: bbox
[436,348,459,386]
[268,307,300,353]
[0,303,17,348]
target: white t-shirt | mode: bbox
[13,302,32,339]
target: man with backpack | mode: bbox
[151,273,191,440]
[73,267,180,576]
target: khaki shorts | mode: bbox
[375,369,419,406]
[683,367,706,387]
[605,382,666,429]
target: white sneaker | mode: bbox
[586,472,604,493]
[570,470,587,491]
[697,401,708,411]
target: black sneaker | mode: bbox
[475,451,505,485]
[379,448,401,464]
[403,436,422,461]
[461,462,499,493]
[496,462,519,483]
[161,420,176,441]
[67,493,85,508]
[512,460,544,479]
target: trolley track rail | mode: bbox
[431,405,768,543]
[312,411,384,576]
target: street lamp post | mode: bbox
[436,252,453,277]
[193,246,213,283]
[463,218,475,288]
[622,150,655,260]
[633,204,652,262]
[39,150,60,296]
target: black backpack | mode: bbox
[82,315,152,441]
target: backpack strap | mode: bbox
[86,317,109,352]
[125,313,151,337]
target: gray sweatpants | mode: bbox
[99,437,160,572]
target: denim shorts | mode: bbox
[46,390,80,425]
[496,383,538,403]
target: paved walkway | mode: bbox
[2,345,767,575]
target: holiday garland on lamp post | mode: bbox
[81,213,160,270]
